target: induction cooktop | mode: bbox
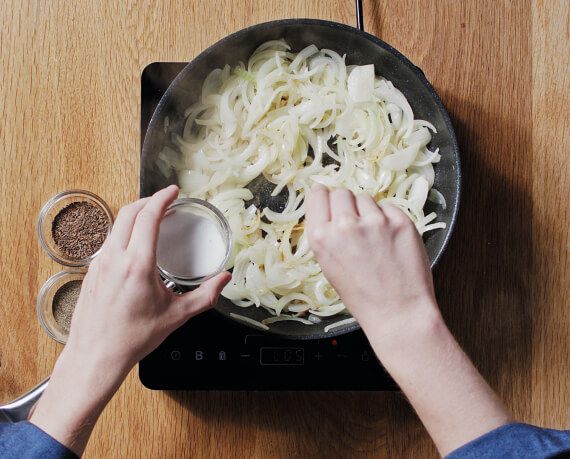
[138,62,397,391]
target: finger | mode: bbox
[379,202,411,225]
[175,271,232,320]
[127,185,179,261]
[355,194,385,221]
[329,188,358,220]
[305,185,331,228]
[104,198,151,251]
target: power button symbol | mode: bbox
[170,350,182,361]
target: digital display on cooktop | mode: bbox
[260,347,304,365]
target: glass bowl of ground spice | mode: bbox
[37,269,85,343]
[38,190,114,267]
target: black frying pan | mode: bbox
[140,19,461,340]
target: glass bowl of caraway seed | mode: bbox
[37,269,86,343]
[38,190,114,267]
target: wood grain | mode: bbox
[0,0,568,457]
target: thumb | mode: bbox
[176,271,232,319]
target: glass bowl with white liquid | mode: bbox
[156,199,232,286]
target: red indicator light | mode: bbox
[331,339,338,346]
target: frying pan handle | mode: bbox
[356,0,364,32]
[0,378,49,423]
[354,1,427,82]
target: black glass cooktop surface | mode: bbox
[138,62,396,391]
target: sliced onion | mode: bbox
[174,40,446,326]
[262,316,314,325]
[310,303,347,317]
[324,317,357,332]
[347,64,375,103]
[428,188,447,209]
[230,313,270,330]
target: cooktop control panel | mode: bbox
[140,310,397,390]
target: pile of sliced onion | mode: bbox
[158,40,446,327]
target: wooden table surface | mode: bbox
[1,0,568,457]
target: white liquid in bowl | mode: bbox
[157,206,228,281]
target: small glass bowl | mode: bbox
[157,198,232,286]
[37,269,86,344]
[38,190,114,267]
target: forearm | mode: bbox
[24,186,229,457]
[29,348,129,457]
[363,304,513,456]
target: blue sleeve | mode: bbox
[0,421,78,459]
[445,422,570,459]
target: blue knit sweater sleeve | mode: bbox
[445,422,570,459]
[0,421,78,459]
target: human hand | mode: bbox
[305,185,437,334]
[31,185,231,456]
[66,184,231,375]
[306,186,513,456]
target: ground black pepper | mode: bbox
[51,201,108,259]
[52,280,82,332]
